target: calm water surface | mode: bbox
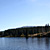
[0,37,50,50]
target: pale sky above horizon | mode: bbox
[0,0,50,31]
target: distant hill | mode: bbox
[0,25,50,37]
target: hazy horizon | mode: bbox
[0,24,50,31]
[0,0,50,31]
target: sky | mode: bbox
[0,0,50,31]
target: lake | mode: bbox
[0,37,50,50]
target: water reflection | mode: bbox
[26,37,28,44]
[0,37,6,47]
[37,37,50,50]
[37,37,43,46]
[25,37,50,50]
[0,37,50,50]
[45,37,50,50]
[2,38,5,45]
[25,37,33,44]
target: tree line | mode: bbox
[0,25,50,37]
